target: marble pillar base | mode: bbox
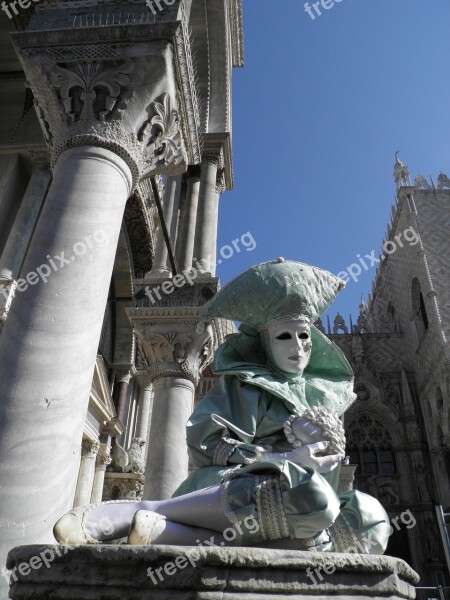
[7,545,419,600]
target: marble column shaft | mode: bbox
[73,440,100,508]
[113,371,132,425]
[0,146,132,554]
[91,445,112,505]
[135,383,153,443]
[143,377,195,500]
[176,166,201,272]
[209,190,220,277]
[193,159,219,274]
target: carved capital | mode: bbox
[202,144,224,169]
[82,439,100,460]
[96,446,112,471]
[127,309,217,385]
[11,26,197,187]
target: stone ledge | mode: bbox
[7,545,419,600]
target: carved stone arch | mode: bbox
[345,405,401,448]
[352,362,399,415]
[111,226,135,368]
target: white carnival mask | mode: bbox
[266,317,312,374]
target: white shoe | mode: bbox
[128,510,166,545]
[53,506,100,545]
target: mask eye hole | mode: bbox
[298,332,310,340]
[276,332,292,340]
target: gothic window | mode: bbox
[411,278,428,342]
[347,415,396,476]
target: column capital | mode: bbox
[201,144,225,169]
[11,16,201,188]
[81,439,100,460]
[96,445,112,471]
[115,369,132,385]
[127,308,217,385]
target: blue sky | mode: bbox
[216,0,450,328]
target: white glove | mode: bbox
[262,441,344,474]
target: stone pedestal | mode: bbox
[6,545,419,600]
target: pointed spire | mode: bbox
[394,153,411,190]
[401,370,415,413]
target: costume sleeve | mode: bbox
[186,375,269,467]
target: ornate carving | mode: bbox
[367,475,400,505]
[103,472,145,501]
[132,320,215,385]
[314,318,326,334]
[52,60,134,123]
[33,98,53,146]
[139,93,187,179]
[82,439,100,460]
[412,454,431,501]
[354,382,371,402]
[15,30,192,187]
[123,438,146,474]
[414,174,431,190]
[333,313,348,334]
[352,333,364,363]
[96,448,112,471]
[437,172,450,189]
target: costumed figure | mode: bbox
[54,259,390,554]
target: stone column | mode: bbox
[0,28,193,578]
[0,145,133,540]
[193,149,223,275]
[150,175,182,278]
[73,440,100,508]
[134,378,153,444]
[176,166,201,272]
[146,377,195,498]
[127,309,217,499]
[113,370,132,425]
[91,442,112,505]
[0,157,51,330]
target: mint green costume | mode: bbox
[174,260,390,553]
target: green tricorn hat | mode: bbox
[206,258,345,326]
[205,259,355,417]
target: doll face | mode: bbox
[267,318,312,374]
